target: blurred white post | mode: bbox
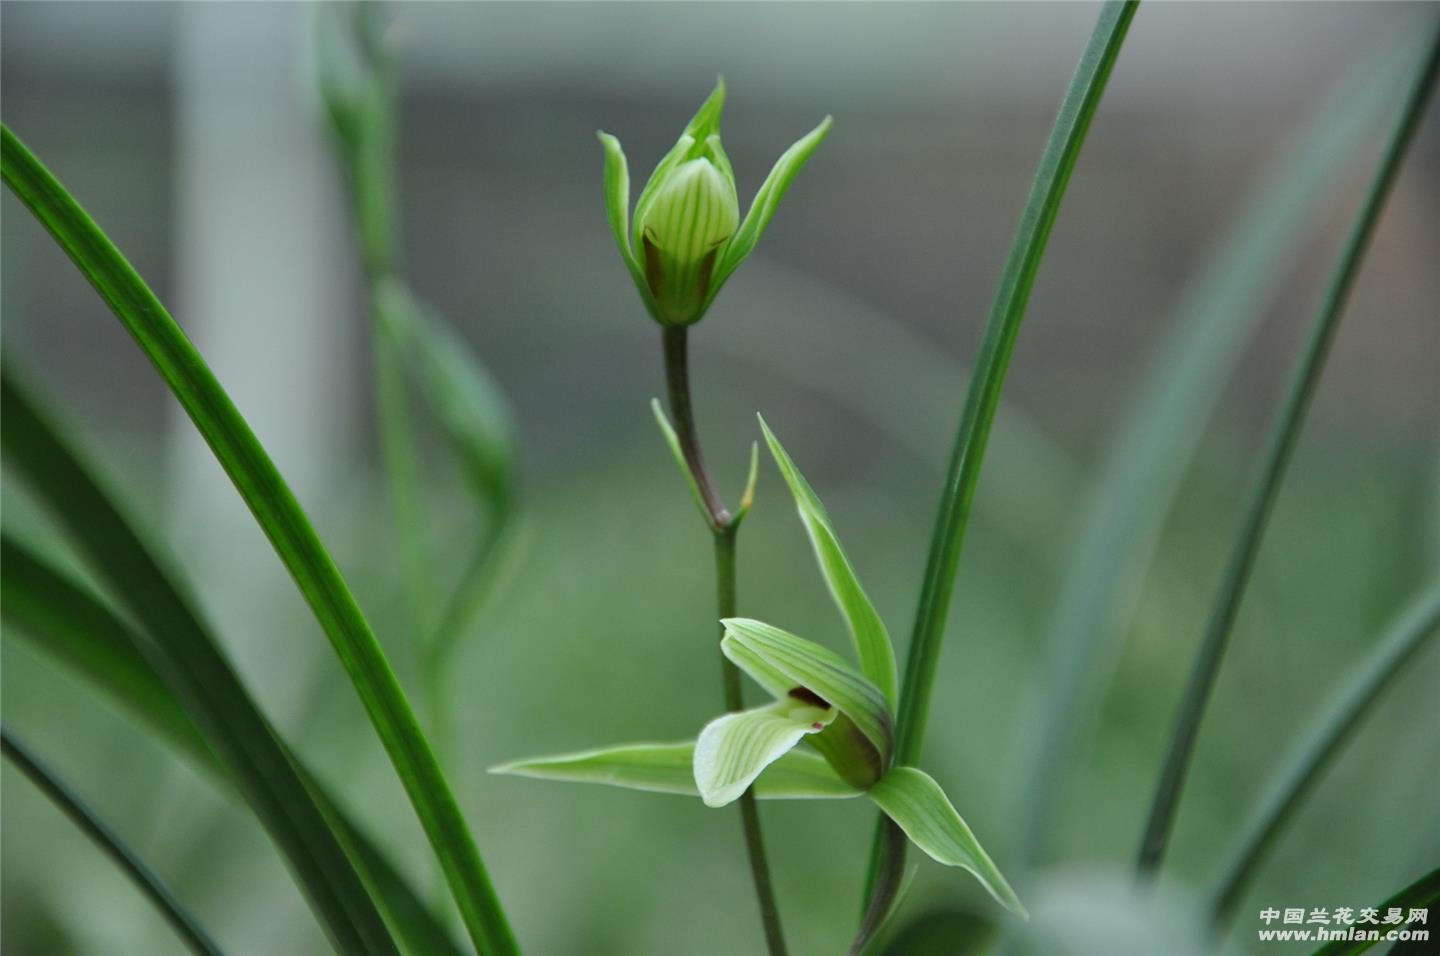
[168,5,355,602]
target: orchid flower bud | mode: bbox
[599,78,832,326]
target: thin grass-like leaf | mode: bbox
[0,127,516,956]
[1012,27,1429,868]
[867,767,1025,919]
[0,533,465,956]
[862,1,1138,929]
[759,417,897,705]
[1310,866,1439,956]
[1137,26,1440,877]
[1,536,209,758]
[1,726,224,956]
[0,372,397,956]
[492,741,860,800]
[1209,585,1440,926]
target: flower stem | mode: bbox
[663,326,787,956]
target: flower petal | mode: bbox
[758,416,897,705]
[694,698,834,808]
[867,766,1027,919]
[707,114,833,305]
[721,617,893,765]
[490,740,859,800]
[597,131,656,317]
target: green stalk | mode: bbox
[1,125,518,956]
[859,0,1138,925]
[1137,24,1440,877]
[1210,585,1440,928]
[663,326,786,956]
[2,726,225,956]
[1,532,465,956]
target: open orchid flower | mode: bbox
[492,417,1025,919]
[599,78,832,326]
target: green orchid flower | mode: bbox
[492,416,1025,919]
[599,78,832,326]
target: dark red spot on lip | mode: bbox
[788,686,830,709]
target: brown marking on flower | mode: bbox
[788,686,830,709]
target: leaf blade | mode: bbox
[1210,585,1440,926]
[1,727,225,956]
[0,371,399,956]
[0,532,464,956]
[864,3,1137,937]
[1137,25,1440,877]
[0,126,516,956]
[1013,24,1436,868]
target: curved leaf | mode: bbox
[758,416,897,705]
[868,767,1025,919]
[0,126,515,956]
[0,533,465,956]
[0,371,396,956]
[1138,25,1440,876]
[1210,584,1440,926]
[2,727,224,956]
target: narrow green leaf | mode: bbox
[0,127,516,956]
[2,726,225,956]
[721,618,893,765]
[490,741,860,800]
[695,698,836,807]
[0,372,397,956]
[865,0,1137,933]
[1014,25,1434,868]
[710,114,833,301]
[1137,25,1440,877]
[1210,585,1440,926]
[758,416,897,705]
[1,536,209,759]
[1311,866,1439,956]
[867,767,1025,920]
[651,398,711,523]
[0,533,465,956]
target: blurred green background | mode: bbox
[3,3,1438,954]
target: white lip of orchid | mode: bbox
[638,157,739,267]
[693,693,836,808]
